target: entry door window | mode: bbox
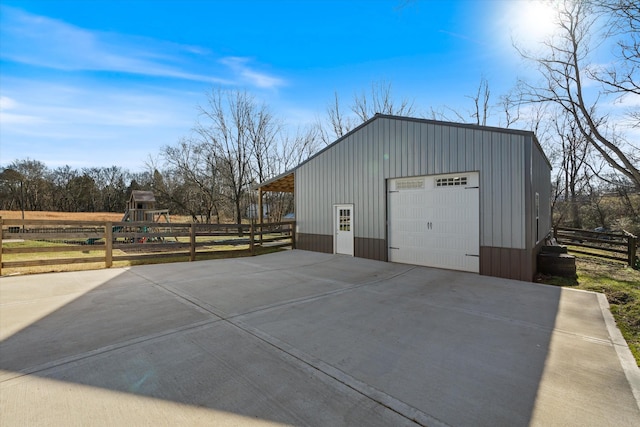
[339,209,351,231]
[334,204,354,256]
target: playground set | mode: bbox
[114,190,171,244]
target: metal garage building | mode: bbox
[258,114,552,281]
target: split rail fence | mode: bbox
[0,218,295,275]
[553,226,638,268]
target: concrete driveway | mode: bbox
[1,250,639,426]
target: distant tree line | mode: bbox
[0,160,152,215]
[2,1,638,232]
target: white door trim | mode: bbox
[334,204,354,256]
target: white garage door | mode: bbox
[388,172,480,273]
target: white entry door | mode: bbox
[388,173,479,273]
[334,204,354,256]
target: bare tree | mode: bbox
[352,80,416,122]
[516,0,640,188]
[159,138,222,223]
[554,111,591,228]
[195,88,275,228]
[321,80,415,144]
[468,76,491,126]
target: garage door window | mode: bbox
[436,176,468,187]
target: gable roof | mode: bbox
[256,114,551,191]
[129,190,156,203]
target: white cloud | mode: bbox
[0,6,287,89]
[220,57,285,89]
[0,96,18,110]
[0,5,227,84]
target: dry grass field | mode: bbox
[0,211,198,223]
[0,210,124,222]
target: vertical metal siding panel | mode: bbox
[441,125,449,173]
[340,135,346,203]
[299,164,306,234]
[322,152,329,235]
[448,126,455,172]
[382,119,390,179]
[466,129,476,171]
[296,166,302,234]
[407,122,415,177]
[355,130,363,238]
[312,159,319,235]
[457,127,465,171]
[318,149,325,230]
[397,120,403,177]
[420,123,429,175]
[531,138,551,245]
[524,138,533,251]
[368,121,374,240]
[377,119,385,239]
[303,165,309,234]
[434,125,442,174]
[502,135,513,247]
[401,120,409,176]
[413,122,421,175]
[307,163,313,234]
[450,126,459,172]
[512,136,525,249]
[491,133,505,247]
[371,120,378,240]
[392,119,400,178]
[481,130,493,247]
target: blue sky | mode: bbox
[0,0,557,171]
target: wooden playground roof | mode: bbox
[130,190,156,203]
[256,172,294,193]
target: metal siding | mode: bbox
[531,136,552,245]
[294,116,534,252]
[494,136,504,247]
[464,129,473,171]
[407,122,415,177]
[512,136,525,249]
[481,131,493,247]
[501,134,513,247]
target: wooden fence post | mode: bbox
[190,222,196,261]
[250,223,255,255]
[105,222,113,268]
[629,235,638,268]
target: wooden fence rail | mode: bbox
[0,218,296,275]
[553,226,638,268]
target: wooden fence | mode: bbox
[0,218,296,275]
[553,226,638,268]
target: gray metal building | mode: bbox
[259,114,551,281]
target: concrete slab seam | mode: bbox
[183,331,313,427]
[0,318,221,385]
[596,292,640,410]
[235,253,345,272]
[125,269,229,318]
[228,266,420,319]
[230,318,449,427]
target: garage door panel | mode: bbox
[388,173,479,273]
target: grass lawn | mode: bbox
[537,256,640,365]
